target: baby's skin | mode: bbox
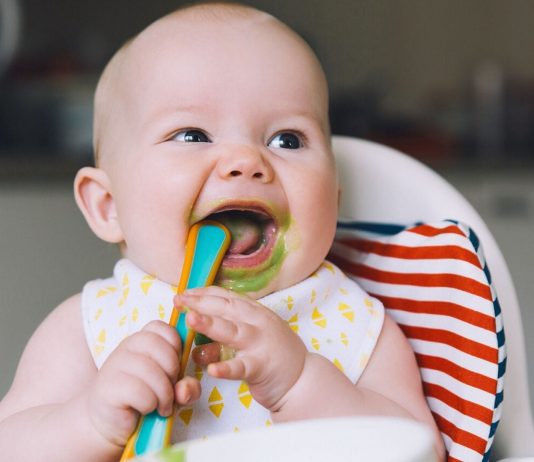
[0,4,445,461]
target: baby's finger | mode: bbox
[182,285,243,299]
[207,357,255,381]
[174,376,201,406]
[110,371,158,416]
[187,310,251,349]
[124,353,176,417]
[124,332,180,383]
[142,320,182,352]
[177,292,258,322]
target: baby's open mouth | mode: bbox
[205,206,278,268]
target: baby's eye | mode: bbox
[172,129,211,143]
[268,132,302,150]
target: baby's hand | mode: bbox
[86,320,201,447]
[174,287,307,411]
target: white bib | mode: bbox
[81,259,384,442]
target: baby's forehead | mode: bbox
[94,5,328,165]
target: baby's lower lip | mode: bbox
[221,221,277,269]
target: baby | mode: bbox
[0,3,445,461]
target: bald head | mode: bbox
[92,2,329,167]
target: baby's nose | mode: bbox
[217,146,274,183]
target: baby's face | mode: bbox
[104,14,338,298]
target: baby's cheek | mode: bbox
[282,222,301,254]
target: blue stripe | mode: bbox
[494,390,504,408]
[336,221,406,235]
[483,264,493,285]
[498,357,507,377]
[497,329,506,348]
[488,419,500,438]
[493,297,502,316]
[468,228,481,252]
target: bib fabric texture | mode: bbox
[81,259,384,442]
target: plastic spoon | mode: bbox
[120,220,230,460]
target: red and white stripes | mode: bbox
[329,220,505,462]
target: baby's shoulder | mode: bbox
[33,293,84,341]
[1,294,95,413]
[26,292,89,368]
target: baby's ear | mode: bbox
[74,167,124,243]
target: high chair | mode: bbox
[331,135,534,461]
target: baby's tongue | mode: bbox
[216,213,262,255]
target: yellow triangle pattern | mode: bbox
[118,274,129,307]
[284,295,294,310]
[238,381,253,409]
[208,387,224,418]
[209,404,224,419]
[265,419,272,427]
[158,304,166,320]
[337,302,354,323]
[234,427,240,432]
[97,329,106,344]
[333,358,344,372]
[312,307,327,328]
[343,311,355,322]
[178,408,193,426]
[340,332,348,347]
[94,344,105,356]
[94,308,103,321]
[94,328,107,357]
[118,315,127,327]
[131,307,139,322]
[194,365,203,381]
[322,262,336,274]
[339,287,348,295]
[310,290,316,304]
[364,298,378,316]
[96,286,117,298]
[118,288,129,307]
[311,337,320,351]
[140,275,156,295]
[287,313,299,333]
[323,288,330,301]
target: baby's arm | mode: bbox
[0,294,200,462]
[181,288,444,460]
[273,315,445,460]
[0,294,118,461]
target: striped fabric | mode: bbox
[328,220,505,462]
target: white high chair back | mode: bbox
[332,135,534,461]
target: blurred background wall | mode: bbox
[1,0,533,409]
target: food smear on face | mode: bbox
[217,235,287,293]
